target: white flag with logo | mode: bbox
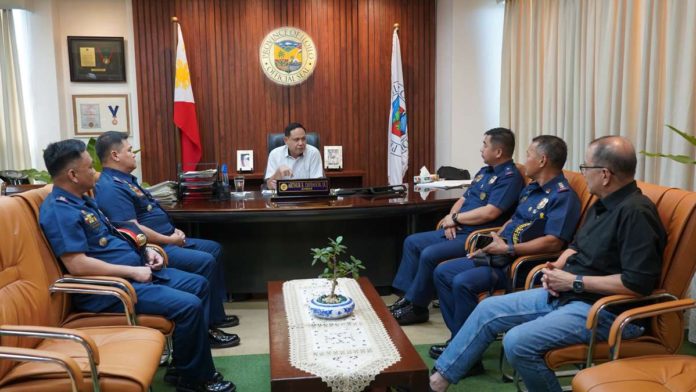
[388,29,408,185]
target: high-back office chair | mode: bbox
[267,132,320,153]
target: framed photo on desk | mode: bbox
[68,36,126,82]
[72,94,129,136]
[237,150,254,172]
[324,146,343,170]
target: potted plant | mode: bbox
[309,236,365,319]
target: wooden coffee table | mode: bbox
[268,277,429,391]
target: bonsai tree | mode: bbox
[311,236,365,303]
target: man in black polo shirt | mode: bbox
[429,136,667,392]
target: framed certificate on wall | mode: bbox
[72,94,130,136]
[324,146,343,170]
[68,36,126,82]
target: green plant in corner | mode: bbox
[311,236,365,303]
[641,125,696,164]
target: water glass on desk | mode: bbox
[234,175,245,193]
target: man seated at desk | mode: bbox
[265,122,323,190]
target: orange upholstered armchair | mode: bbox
[522,182,696,389]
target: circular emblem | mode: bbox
[259,27,317,86]
[99,237,108,247]
[279,183,289,191]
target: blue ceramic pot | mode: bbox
[309,294,355,319]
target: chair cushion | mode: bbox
[0,326,164,392]
[572,355,696,392]
[545,337,668,369]
[62,313,174,335]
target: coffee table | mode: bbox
[268,277,429,391]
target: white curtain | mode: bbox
[0,8,29,170]
[500,0,696,190]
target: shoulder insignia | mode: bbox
[56,196,68,203]
[113,177,127,184]
[504,167,515,177]
[557,182,569,192]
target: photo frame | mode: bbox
[68,36,126,82]
[72,94,130,136]
[237,150,254,172]
[324,146,343,170]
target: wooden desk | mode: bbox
[236,170,366,189]
[165,187,463,294]
[268,278,429,391]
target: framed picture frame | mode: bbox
[237,150,254,172]
[324,146,343,170]
[72,94,130,136]
[67,36,126,82]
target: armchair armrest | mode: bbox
[0,325,100,392]
[60,275,137,303]
[583,291,678,367]
[49,283,136,325]
[146,244,168,267]
[510,252,561,290]
[0,346,87,392]
[608,298,696,360]
[524,264,547,289]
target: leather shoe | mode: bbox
[213,315,239,328]
[209,328,240,349]
[392,304,429,325]
[428,342,449,359]
[388,296,409,312]
[165,365,224,385]
[176,378,236,392]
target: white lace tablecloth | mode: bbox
[283,278,401,392]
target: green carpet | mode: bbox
[151,339,696,391]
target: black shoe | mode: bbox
[165,365,224,385]
[392,304,429,325]
[213,315,239,328]
[176,378,236,392]
[428,343,448,359]
[388,297,410,312]
[463,361,485,378]
[208,328,240,349]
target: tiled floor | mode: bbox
[213,295,450,357]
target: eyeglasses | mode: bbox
[579,164,613,174]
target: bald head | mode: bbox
[588,136,637,180]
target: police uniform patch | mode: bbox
[146,204,153,212]
[480,192,487,200]
[488,176,498,184]
[80,210,100,231]
[128,183,144,197]
[557,182,569,192]
[474,174,484,183]
[99,237,108,247]
[536,198,549,210]
[57,196,68,203]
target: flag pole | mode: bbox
[171,16,182,170]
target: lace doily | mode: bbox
[283,278,401,392]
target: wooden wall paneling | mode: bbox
[133,0,435,186]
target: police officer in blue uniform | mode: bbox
[429,135,581,366]
[390,128,525,325]
[93,132,239,352]
[39,139,235,392]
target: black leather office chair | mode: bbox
[267,132,320,153]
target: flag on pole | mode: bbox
[174,24,202,171]
[388,27,408,185]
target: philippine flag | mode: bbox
[173,24,202,171]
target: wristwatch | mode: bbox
[451,212,459,227]
[573,275,585,293]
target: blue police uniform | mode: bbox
[39,186,216,383]
[392,160,524,307]
[95,167,228,326]
[433,173,581,337]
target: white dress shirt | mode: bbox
[265,144,324,180]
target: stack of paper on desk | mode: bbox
[145,181,178,203]
[415,179,472,189]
